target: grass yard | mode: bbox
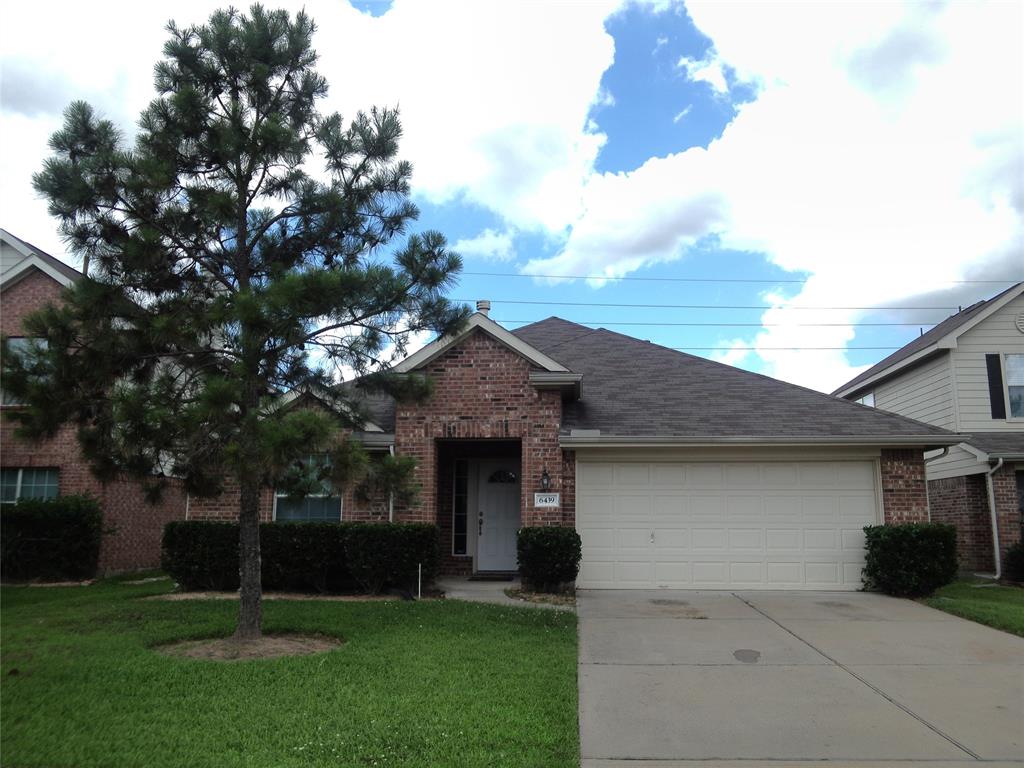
[924,580,1024,637]
[0,575,578,768]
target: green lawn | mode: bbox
[0,576,579,768]
[924,580,1024,637]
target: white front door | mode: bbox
[476,461,521,571]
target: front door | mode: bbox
[476,461,521,571]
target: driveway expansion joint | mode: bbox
[731,593,982,762]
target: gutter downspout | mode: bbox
[985,458,1005,580]
[388,445,395,523]
[923,448,949,522]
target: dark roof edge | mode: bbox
[561,434,967,448]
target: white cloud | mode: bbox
[528,0,1023,391]
[1,0,621,260]
[3,0,1021,394]
[672,105,692,124]
[452,228,515,262]
[677,51,729,94]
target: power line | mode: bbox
[462,271,1021,286]
[495,319,936,328]
[456,298,958,311]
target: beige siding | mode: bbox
[872,353,954,430]
[924,444,986,481]
[951,293,1024,432]
[0,242,28,280]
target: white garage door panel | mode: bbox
[576,460,879,590]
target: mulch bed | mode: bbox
[157,633,342,661]
[504,587,576,607]
[147,591,399,602]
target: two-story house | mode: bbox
[834,283,1024,576]
[1,229,187,573]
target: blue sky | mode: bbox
[1,0,1020,392]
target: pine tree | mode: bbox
[4,5,467,640]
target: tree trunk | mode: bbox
[235,474,262,641]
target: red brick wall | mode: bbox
[928,474,994,572]
[1,416,185,573]
[3,268,186,573]
[1,269,65,336]
[991,464,1022,563]
[880,448,929,524]
[394,329,569,529]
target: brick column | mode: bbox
[880,448,929,524]
[991,464,1022,562]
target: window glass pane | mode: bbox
[1006,355,1024,418]
[452,459,468,555]
[1,469,19,503]
[276,495,341,522]
[1,337,38,405]
[19,469,59,500]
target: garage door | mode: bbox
[575,459,879,590]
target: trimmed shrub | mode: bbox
[161,521,239,591]
[261,523,353,593]
[517,526,582,593]
[1,495,104,581]
[161,520,438,594]
[862,523,958,597]
[344,523,439,594]
[1003,541,1024,583]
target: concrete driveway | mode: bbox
[578,590,1024,767]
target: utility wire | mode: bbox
[669,346,901,351]
[456,298,958,311]
[495,319,937,328]
[462,271,1021,285]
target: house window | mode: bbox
[1006,354,1024,418]
[855,392,875,407]
[0,468,59,504]
[1,338,46,406]
[452,459,468,556]
[274,455,342,522]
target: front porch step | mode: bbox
[468,571,518,582]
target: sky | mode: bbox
[1,0,1022,393]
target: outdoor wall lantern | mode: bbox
[540,468,551,491]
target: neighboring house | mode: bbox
[192,303,960,590]
[0,229,187,573]
[834,283,1024,575]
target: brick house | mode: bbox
[834,283,1024,575]
[1,229,186,573]
[188,304,960,590]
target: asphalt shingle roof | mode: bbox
[832,282,1023,396]
[347,316,958,442]
[513,317,955,440]
[962,431,1024,458]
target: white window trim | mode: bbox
[1003,352,1024,422]
[1,467,59,504]
[271,489,343,522]
[855,391,875,407]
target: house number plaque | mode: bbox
[534,493,560,508]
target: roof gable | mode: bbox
[833,282,1024,397]
[0,229,81,291]
[393,313,570,373]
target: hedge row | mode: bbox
[161,521,439,594]
[862,522,958,597]
[1,496,104,581]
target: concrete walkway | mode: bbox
[437,577,574,611]
[578,590,1024,767]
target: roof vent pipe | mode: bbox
[476,299,491,316]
